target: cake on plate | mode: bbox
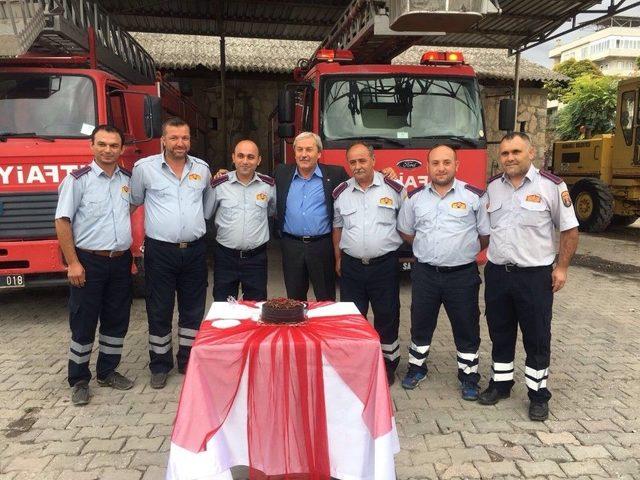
[261,298,306,324]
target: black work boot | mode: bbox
[478,385,510,405]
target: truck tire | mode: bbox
[132,256,146,299]
[611,215,639,227]
[570,178,614,233]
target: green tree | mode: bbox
[545,58,603,100]
[555,75,618,140]
[636,56,640,72]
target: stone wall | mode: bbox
[482,86,549,176]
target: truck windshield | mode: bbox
[0,73,96,138]
[322,76,484,147]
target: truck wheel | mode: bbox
[611,215,639,227]
[570,179,614,233]
[132,257,146,299]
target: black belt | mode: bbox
[78,248,128,258]
[145,236,204,249]
[282,232,331,243]
[488,262,552,273]
[217,243,267,259]
[343,251,396,266]
[421,261,475,273]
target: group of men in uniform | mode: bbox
[56,119,578,421]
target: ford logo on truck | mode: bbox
[397,159,422,169]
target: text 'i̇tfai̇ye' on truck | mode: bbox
[269,0,512,270]
[0,0,206,292]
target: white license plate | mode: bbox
[1,274,25,288]
[401,262,412,271]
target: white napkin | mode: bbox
[307,302,361,318]
[206,302,260,322]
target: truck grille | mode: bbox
[0,192,58,240]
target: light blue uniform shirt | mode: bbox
[397,179,490,267]
[130,153,212,243]
[55,161,132,251]
[208,171,276,250]
[283,165,330,236]
[333,172,405,259]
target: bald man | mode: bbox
[207,140,276,301]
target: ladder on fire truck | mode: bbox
[0,0,155,84]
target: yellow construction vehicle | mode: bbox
[552,77,640,232]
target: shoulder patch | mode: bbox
[210,174,229,188]
[487,172,503,184]
[383,176,403,193]
[70,166,91,179]
[332,181,348,200]
[119,167,132,178]
[540,170,563,185]
[257,173,275,186]
[407,185,425,199]
[464,183,485,197]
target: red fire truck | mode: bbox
[0,0,206,291]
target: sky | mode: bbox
[521,1,640,67]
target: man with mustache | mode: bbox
[130,117,212,389]
[332,142,406,385]
[55,125,135,405]
[479,132,579,421]
[397,144,489,400]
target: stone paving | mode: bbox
[1,226,639,480]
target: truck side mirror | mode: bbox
[278,90,295,124]
[499,98,516,131]
[144,96,163,138]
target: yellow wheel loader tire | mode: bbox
[569,179,614,233]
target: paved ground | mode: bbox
[1,223,639,480]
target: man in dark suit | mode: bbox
[274,132,349,301]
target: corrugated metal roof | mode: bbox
[132,33,566,82]
[103,0,602,52]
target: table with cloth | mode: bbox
[166,301,400,480]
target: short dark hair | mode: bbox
[162,117,189,135]
[346,141,375,159]
[90,125,124,145]
[500,131,531,145]
[428,143,457,160]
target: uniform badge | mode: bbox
[451,201,467,209]
[379,197,393,206]
[256,192,268,202]
[525,194,542,203]
[121,185,129,194]
[561,190,572,208]
[188,173,202,181]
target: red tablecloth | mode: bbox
[168,302,398,480]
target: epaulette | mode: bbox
[487,172,503,184]
[540,170,563,185]
[408,185,425,199]
[257,173,275,186]
[70,166,91,179]
[384,176,403,193]
[210,174,229,188]
[133,156,155,167]
[332,181,348,200]
[119,167,132,177]
[189,156,209,167]
[464,183,485,197]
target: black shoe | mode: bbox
[71,381,90,406]
[97,371,134,390]
[150,372,168,389]
[478,385,510,405]
[386,368,396,387]
[529,401,549,421]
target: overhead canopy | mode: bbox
[98,0,639,53]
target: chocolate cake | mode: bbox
[261,298,306,324]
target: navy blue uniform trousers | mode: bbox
[144,237,207,374]
[409,262,481,384]
[484,261,553,401]
[339,251,401,372]
[213,243,268,301]
[67,249,132,387]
